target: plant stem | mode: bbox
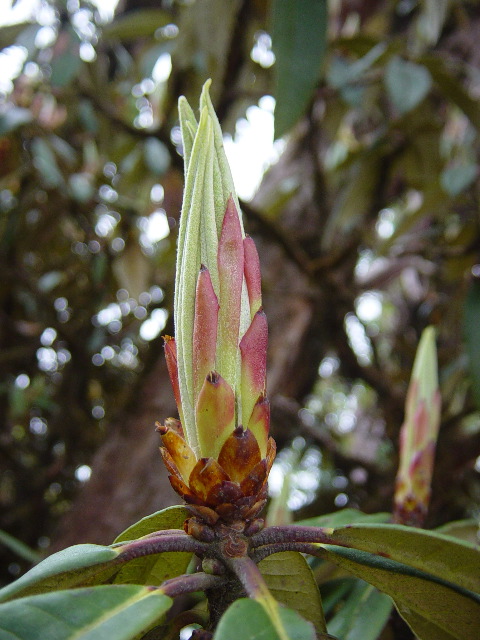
[225,554,271,600]
[159,572,226,598]
[250,525,336,549]
[116,532,210,561]
[252,542,329,563]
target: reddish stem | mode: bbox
[160,571,226,598]
[250,525,337,549]
[116,531,210,561]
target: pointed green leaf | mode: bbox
[0,545,120,603]
[0,584,172,640]
[259,551,326,635]
[322,545,480,640]
[327,523,480,594]
[327,579,392,640]
[270,0,328,137]
[213,598,317,640]
[113,506,189,543]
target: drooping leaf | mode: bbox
[321,545,480,640]
[327,579,392,640]
[327,523,480,594]
[213,597,318,640]
[463,276,480,409]
[0,545,120,603]
[0,584,172,640]
[259,551,327,635]
[270,0,328,138]
[384,56,432,115]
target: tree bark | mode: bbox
[50,353,179,550]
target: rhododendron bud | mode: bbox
[393,327,441,526]
[158,81,274,526]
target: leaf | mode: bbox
[384,56,432,115]
[0,107,33,134]
[0,22,35,49]
[327,523,480,594]
[143,138,170,176]
[0,529,42,564]
[322,545,480,640]
[0,584,172,640]
[213,598,318,640]
[50,28,82,88]
[259,551,326,635]
[270,0,328,137]
[420,55,480,131]
[0,545,120,603]
[31,138,64,189]
[296,508,390,528]
[441,163,478,196]
[101,9,172,41]
[463,277,480,409]
[113,506,189,543]
[112,505,192,588]
[436,519,480,546]
[327,579,392,640]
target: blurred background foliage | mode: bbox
[1,0,480,591]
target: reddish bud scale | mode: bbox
[239,309,268,431]
[216,197,244,387]
[193,266,219,400]
[195,371,235,460]
[243,236,262,318]
[163,337,183,425]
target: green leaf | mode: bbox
[213,598,318,640]
[270,0,328,137]
[327,579,392,640]
[420,55,480,131]
[327,523,480,594]
[0,529,41,564]
[50,28,82,88]
[31,138,64,189]
[464,277,480,409]
[259,551,326,634]
[384,56,432,115]
[436,519,480,546]
[143,138,170,176]
[0,584,172,640]
[112,505,192,587]
[101,9,172,41]
[322,545,480,640]
[297,508,390,528]
[441,163,477,196]
[113,505,189,543]
[0,545,120,603]
[0,107,33,134]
